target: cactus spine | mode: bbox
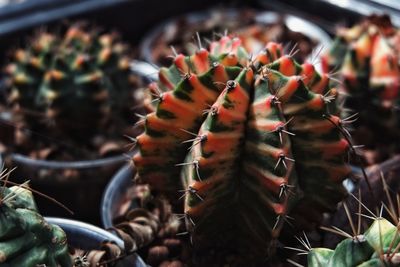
[134,36,350,263]
[308,218,400,267]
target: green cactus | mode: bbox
[321,15,400,164]
[307,218,400,267]
[5,22,136,140]
[133,36,350,263]
[0,184,71,267]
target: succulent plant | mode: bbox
[5,22,137,140]
[321,14,400,164]
[306,217,400,267]
[0,183,71,266]
[133,35,350,264]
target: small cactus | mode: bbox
[306,217,400,267]
[5,22,138,140]
[133,35,350,263]
[296,171,400,267]
[0,184,71,266]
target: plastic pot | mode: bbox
[139,9,331,68]
[101,163,135,229]
[9,154,129,225]
[46,217,147,267]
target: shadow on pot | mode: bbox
[46,217,147,267]
[101,163,136,229]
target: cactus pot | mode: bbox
[45,217,147,267]
[7,153,128,225]
[101,164,135,229]
[139,9,331,68]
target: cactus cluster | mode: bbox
[0,184,71,266]
[133,35,350,264]
[322,15,400,164]
[5,22,139,142]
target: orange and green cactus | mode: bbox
[133,36,350,263]
[322,15,400,163]
[5,22,136,139]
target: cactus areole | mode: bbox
[134,36,350,261]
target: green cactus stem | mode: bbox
[0,185,71,267]
[307,218,400,267]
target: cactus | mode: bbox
[147,9,317,67]
[321,14,400,164]
[305,217,400,267]
[5,22,137,140]
[133,35,350,264]
[0,184,71,266]
[299,172,400,267]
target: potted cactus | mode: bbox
[0,165,145,267]
[0,22,147,223]
[140,8,331,67]
[322,14,400,166]
[102,34,353,266]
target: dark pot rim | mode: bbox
[45,217,147,267]
[139,8,332,67]
[45,216,125,248]
[0,0,132,37]
[101,163,135,229]
[9,152,130,170]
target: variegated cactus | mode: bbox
[5,22,137,139]
[134,36,350,264]
[0,185,71,266]
[322,14,400,164]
